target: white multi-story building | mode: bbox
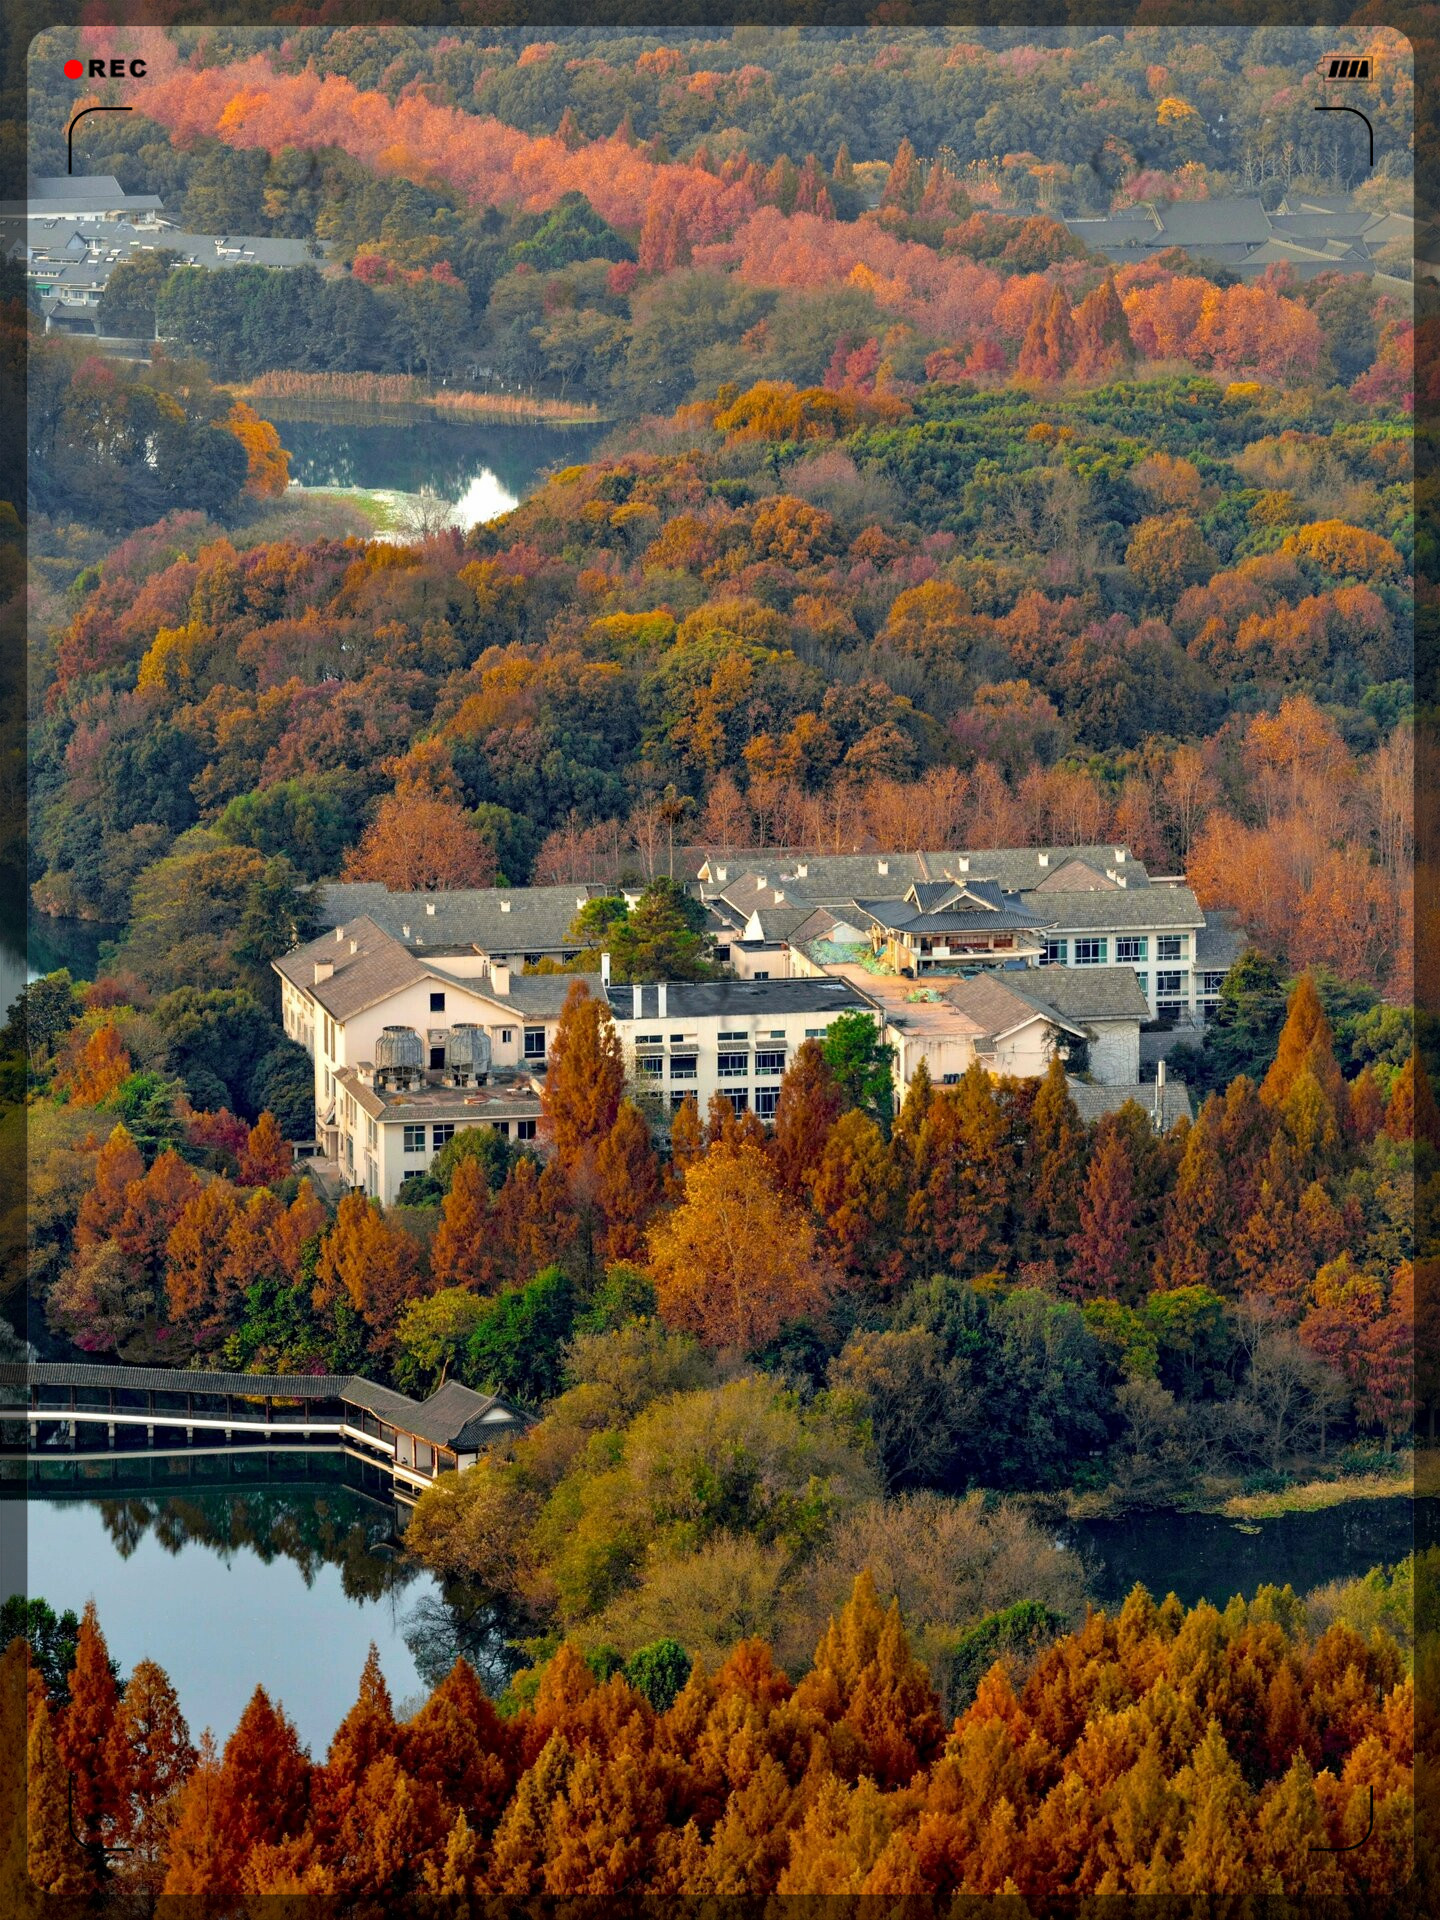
[275,916,591,1200]
[605,977,880,1121]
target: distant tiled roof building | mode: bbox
[1063,190,1412,282]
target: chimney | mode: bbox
[313,961,334,984]
[633,983,645,1019]
[401,924,411,939]
[957,855,970,873]
[426,901,436,916]
[1038,852,1050,868]
[335,926,345,943]
[349,939,358,954]
[755,875,766,891]
[658,982,668,1019]
[877,859,889,877]
[500,900,511,913]
[601,951,611,989]
[1114,848,1127,863]
[774,889,785,904]
[716,864,728,884]
[795,862,808,878]
[490,962,511,997]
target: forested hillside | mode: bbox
[11,24,1421,1902]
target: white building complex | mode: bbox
[273,842,1229,1194]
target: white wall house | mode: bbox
[275,917,592,1189]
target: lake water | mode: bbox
[1065,1492,1423,1608]
[12,1451,519,1755]
[278,413,608,534]
[11,1445,1420,1751]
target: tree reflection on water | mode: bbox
[63,1453,525,1695]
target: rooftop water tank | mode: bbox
[373,1025,424,1072]
[447,1024,492,1077]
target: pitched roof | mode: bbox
[1068,1079,1193,1130]
[11,1363,350,1398]
[313,881,595,954]
[274,916,435,1019]
[937,972,1081,1040]
[607,978,871,1022]
[1195,908,1247,973]
[333,1375,528,1446]
[1019,885,1204,931]
[1015,965,1152,1022]
[1031,857,1119,893]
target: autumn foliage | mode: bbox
[16,1570,1414,1900]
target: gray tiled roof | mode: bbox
[696,845,1149,900]
[276,916,599,1022]
[1017,965,1152,1022]
[11,1363,349,1398]
[313,881,594,954]
[1068,1079,1193,1131]
[607,978,870,1021]
[341,1376,525,1447]
[1195,909,1247,972]
[938,972,1086,1040]
[275,916,435,1019]
[854,897,1047,936]
[1019,885,1204,931]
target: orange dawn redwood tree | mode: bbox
[648,1136,835,1349]
[542,981,626,1170]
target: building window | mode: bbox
[403,1124,427,1154]
[1043,938,1068,964]
[366,1117,377,1150]
[515,1119,537,1141]
[669,1090,691,1112]
[754,1087,780,1119]
[1157,934,1185,961]
[1075,938,1108,965]
[636,1053,664,1078]
[1156,970,1183,997]
[1116,936,1148,962]
[805,1026,826,1038]
[754,1049,786,1075]
[718,1029,747,1041]
[753,970,770,980]
[670,1054,697,1080]
[430,991,446,1012]
[501,1028,514,1044]
[1202,971,1227,995]
[636,1033,662,1044]
[725,1090,749,1115]
[1134,974,1149,998]
[429,1046,445,1070]
[523,1027,546,1060]
[717,1051,749,1079]
[432,1124,455,1149]
[715,946,731,963]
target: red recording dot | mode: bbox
[64,59,84,80]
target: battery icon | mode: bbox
[1324,56,1371,79]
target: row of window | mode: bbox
[401,1118,536,1154]
[1044,934,1189,966]
[670,1087,780,1118]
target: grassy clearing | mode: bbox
[229,370,605,425]
[1214,1465,1412,1520]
